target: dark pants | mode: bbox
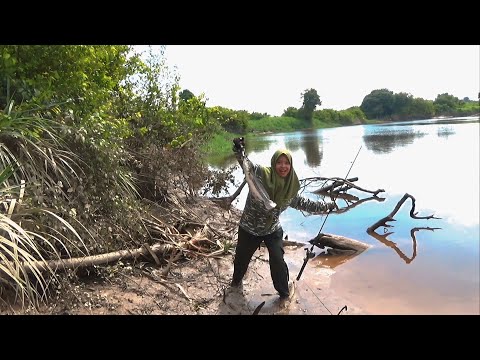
[232,226,289,297]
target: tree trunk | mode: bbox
[309,232,370,254]
[19,243,178,274]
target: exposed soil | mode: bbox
[0,197,366,316]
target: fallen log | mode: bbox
[7,243,182,275]
[309,232,370,254]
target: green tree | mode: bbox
[411,98,435,118]
[282,106,299,118]
[249,111,269,120]
[360,89,395,120]
[179,89,195,102]
[392,92,414,118]
[0,45,137,119]
[434,93,459,108]
[433,93,460,115]
[300,88,322,123]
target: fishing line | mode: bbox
[316,145,363,237]
[303,281,333,315]
[295,146,362,313]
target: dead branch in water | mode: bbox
[305,232,371,270]
[301,176,385,197]
[366,193,441,264]
[330,195,385,214]
[301,176,358,193]
[309,232,370,254]
[367,193,441,232]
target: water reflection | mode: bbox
[312,251,363,269]
[437,126,455,138]
[300,130,323,167]
[283,135,301,152]
[367,227,441,264]
[249,136,275,152]
[363,127,427,154]
[380,117,479,127]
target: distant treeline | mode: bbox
[199,87,479,135]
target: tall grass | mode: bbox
[0,102,90,307]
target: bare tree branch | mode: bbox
[367,193,441,232]
[208,180,247,209]
[309,177,385,197]
[334,195,385,214]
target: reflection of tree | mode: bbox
[437,126,455,139]
[367,226,440,264]
[299,129,323,167]
[284,136,301,152]
[363,128,426,154]
[367,193,441,264]
[248,137,274,152]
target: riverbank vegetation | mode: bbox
[0,45,478,308]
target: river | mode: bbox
[210,116,479,315]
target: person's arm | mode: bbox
[290,195,337,214]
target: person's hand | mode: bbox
[232,137,245,153]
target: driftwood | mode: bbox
[332,195,385,214]
[14,242,178,274]
[300,176,386,216]
[10,231,228,277]
[309,232,370,254]
[367,193,441,264]
[315,177,358,193]
[303,232,371,270]
[301,176,385,198]
[367,193,441,232]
